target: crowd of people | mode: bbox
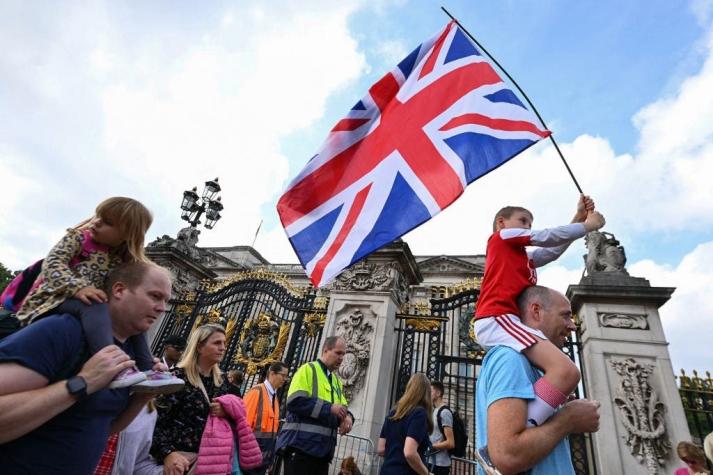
[0,197,358,475]
[0,194,710,475]
[0,254,356,474]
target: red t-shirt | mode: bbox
[475,231,535,318]
[475,223,587,319]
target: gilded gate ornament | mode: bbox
[303,313,326,338]
[233,313,289,375]
[610,358,670,474]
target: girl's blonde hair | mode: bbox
[177,324,225,393]
[390,372,434,433]
[76,197,153,262]
[677,441,707,466]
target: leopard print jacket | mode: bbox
[16,228,122,323]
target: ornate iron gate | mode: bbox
[391,286,595,474]
[151,269,328,390]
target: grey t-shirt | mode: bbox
[429,405,453,467]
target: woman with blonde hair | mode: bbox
[378,373,434,475]
[151,324,230,475]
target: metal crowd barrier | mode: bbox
[270,433,380,475]
[330,433,380,475]
[449,456,480,474]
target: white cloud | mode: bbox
[627,242,713,371]
[374,39,408,66]
[691,0,713,25]
[0,1,367,268]
[537,242,713,372]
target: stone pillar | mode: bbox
[322,241,422,443]
[567,236,690,474]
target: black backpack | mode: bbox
[437,405,468,457]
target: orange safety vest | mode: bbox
[243,383,280,440]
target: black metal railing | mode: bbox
[151,273,327,398]
[391,288,594,474]
[677,369,713,445]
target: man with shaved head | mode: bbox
[475,286,601,474]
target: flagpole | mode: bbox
[441,7,584,194]
[251,219,263,248]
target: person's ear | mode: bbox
[495,216,505,229]
[530,303,543,322]
[110,281,128,300]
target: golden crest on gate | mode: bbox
[233,312,289,375]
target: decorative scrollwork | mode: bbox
[202,268,309,297]
[233,313,290,375]
[313,296,329,310]
[225,318,238,344]
[457,305,483,357]
[610,358,670,474]
[174,297,196,329]
[599,313,648,330]
[446,277,481,296]
[405,317,442,332]
[332,260,391,291]
[205,308,223,324]
[335,309,374,400]
[400,300,431,316]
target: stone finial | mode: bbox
[584,231,628,275]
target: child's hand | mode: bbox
[74,286,108,305]
[574,195,595,222]
[209,399,227,418]
[151,357,169,372]
[583,211,605,232]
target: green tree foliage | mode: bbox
[0,262,19,295]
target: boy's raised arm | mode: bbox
[571,195,595,224]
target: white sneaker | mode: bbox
[131,371,185,395]
[109,366,147,389]
[474,447,502,475]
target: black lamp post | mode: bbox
[180,178,224,229]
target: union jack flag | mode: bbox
[277,21,550,287]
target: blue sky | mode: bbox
[1,0,712,371]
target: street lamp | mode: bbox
[180,178,224,229]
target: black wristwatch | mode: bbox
[66,376,88,399]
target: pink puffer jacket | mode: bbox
[195,394,263,475]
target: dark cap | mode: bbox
[164,335,187,349]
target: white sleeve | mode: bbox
[528,223,587,247]
[526,223,587,267]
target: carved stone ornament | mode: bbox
[233,313,289,375]
[599,313,649,330]
[584,231,628,274]
[333,260,409,304]
[164,263,202,295]
[609,358,670,474]
[332,260,391,291]
[335,309,374,400]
